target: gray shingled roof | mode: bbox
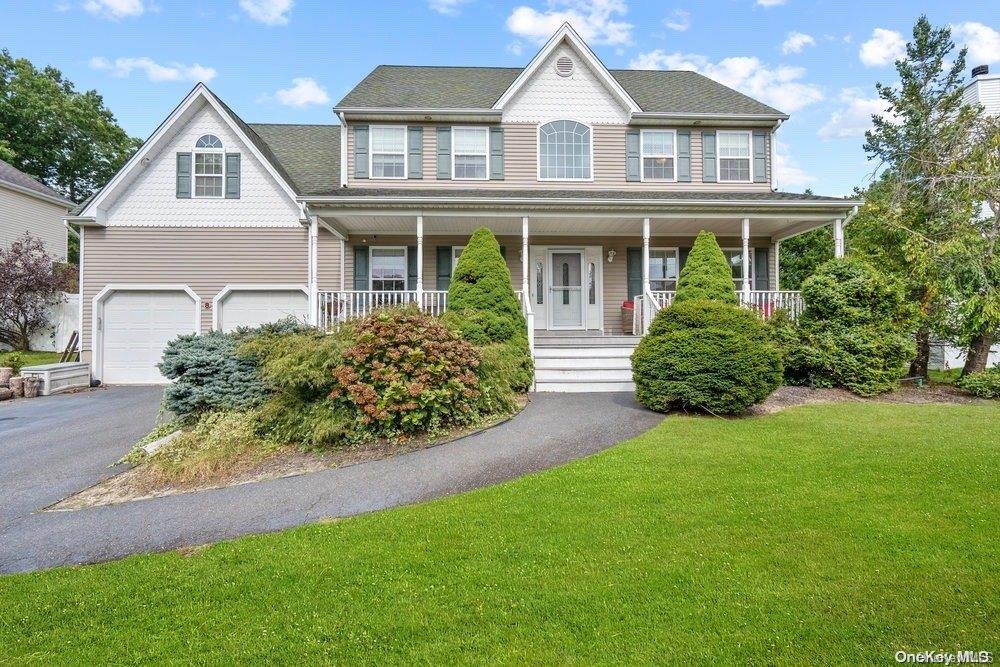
[248,123,340,196]
[335,65,784,116]
[0,158,71,205]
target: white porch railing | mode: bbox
[634,289,803,334]
[318,289,525,330]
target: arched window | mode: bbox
[538,120,591,180]
[194,135,224,197]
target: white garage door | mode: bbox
[218,290,309,332]
[102,290,196,384]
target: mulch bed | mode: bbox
[747,383,985,416]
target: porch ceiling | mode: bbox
[317,212,840,240]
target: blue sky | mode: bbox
[2,0,998,195]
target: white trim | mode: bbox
[639,129,678,183]
[536,119,594,182]
[77,226,84,357]
[0,181,72,208]
[82,83,300,217]
[303,195,863,211]
[716,130,753,184]
[211,284,309,331]
[367,245,409,290]
[368,125,408,180]
[337,113,348,188]
[450,126,490,181]
[192,137,225,199]
[770,119,783,191]
[493,23,641,114]
[91,284,200,382]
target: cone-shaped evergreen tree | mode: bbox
[673,230,739,304]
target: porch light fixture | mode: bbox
[607,249,616,263]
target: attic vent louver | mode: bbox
[555,56,574,77]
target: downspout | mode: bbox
[770,119,783,192]
[337,112,348,188]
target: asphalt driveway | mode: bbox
[0,387,662,574]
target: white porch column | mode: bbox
[521,216,530,296]
[772,240,781,291]
[308,215,319,326]
[741,217,752,300]
[415,215,424,302]
[833,218,845,258]
[642,217,651,296]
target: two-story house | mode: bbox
[68,23,860,388]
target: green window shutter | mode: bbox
[407,246,418,290]
[677,131,691,182]
[702,131,717,183]
[436,246,453,290]
[489,127,504,180]
[354,125,369,179]
[679,247,691,273]
[625,129,640,182]
[753,131,768,183]
[176,152,192,198]
[754,248,770,290]
[408,127,423,179]
[224,153,241,199]
[626,247,642,300]
[353,246,369,290]
[436,127,451,179]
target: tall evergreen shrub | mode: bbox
[673,231,739,304]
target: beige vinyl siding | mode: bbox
[347,123,770,192]
[345,233,773,334]
[81,226,308,352]
[0,186,69,259]
[317,227,344,291]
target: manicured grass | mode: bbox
[2,403,998,663]
[0,350,62,368]
[929,368,962,385]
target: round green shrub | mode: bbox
[787,258,916,396]
[631,300,782,415]
[674,231,739,305]
[957,367,1000,399]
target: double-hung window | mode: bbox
[451,246,465,274]
[194,134,224,197]
[538,120,591,180]
[370,247,407,291]
[722,248,752,288]
[641,130,676,181]
[717,131,752,182]
[452,128,488,180]
[370,126,407,179]
[648,248,679,291]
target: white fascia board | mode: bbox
[302,195,864,210]
[492,23,641,114]
[63,216,105,227]
[83,83,301,217]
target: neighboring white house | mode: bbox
[0,158,72,260]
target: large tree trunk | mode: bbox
[910,326,930,379]
[962,330,995,376]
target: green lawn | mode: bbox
[0,350,62,368]
[2,403,998,664]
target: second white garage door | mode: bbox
[217,290,309,332]
[101,290,197,384]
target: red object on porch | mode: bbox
[621,300,635,334]
[622,300,634,309]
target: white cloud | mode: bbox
[951,22,1000,66]
[627,50,823,113]
[89,56,216,83]
[506,0,632,45]
[429,0,471,15]
[818,88,891,139]
[781,31,815,54]
[273,77,330,107]
[506,41,525,56]
[756,0,786,6]
[773,139,813,188]
[664,9,690,32]
[239,0,293,25]
[82,0,144,19]
[859,27,905,67]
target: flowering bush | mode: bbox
[330,307,482,437]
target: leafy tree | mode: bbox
[860,16,978,378]
[777,191,835,290]
[0,49,140,204]
[0,234,70,350]
[673,231,738,304]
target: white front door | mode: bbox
[528,245,603,331]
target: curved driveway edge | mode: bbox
[1,389,662,574]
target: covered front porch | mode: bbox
[304,204,854,343]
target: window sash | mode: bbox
[370,126,407,179]
[538,120,591,180]
[641,130,677,182]
[193,152,223,197]
[648,248,679,291]
[451,246,465,275]
[722,249,753,286]
[717,131,752,182]
[369,247,407,291]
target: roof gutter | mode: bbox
[63,215,104,227]
[301,195,863,209]
[631,111,789,122]
[334,107,503,121]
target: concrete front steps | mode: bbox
[533,334,640,392]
